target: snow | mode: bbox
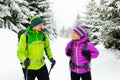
[0,28,120,80]
[0,29,23,80]
[92,44,120,80]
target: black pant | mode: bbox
[22,65,49,80]
[71,71,91,80]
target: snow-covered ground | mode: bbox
[0,28,120,80]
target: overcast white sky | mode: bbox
[50,0,89,30]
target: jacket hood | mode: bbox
[72,30,88,44]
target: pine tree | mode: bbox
[85,0,99,27]
[59,26,65,38]
[8,0,31,32]
[0,0,33,33]
[0,0,11,29]
[59,26,72,39]
[99,0,120,49]
[0,0,57,39]
[65,27,72,38]
[74,13,83,26]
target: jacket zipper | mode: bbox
[76,42,79,73]
[36,32,39,59]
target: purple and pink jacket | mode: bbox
[65,32,99,74]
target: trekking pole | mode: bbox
[48,66,53,75]
[25,66,28,80]
[48,59,56,75]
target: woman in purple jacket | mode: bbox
[65,26,99,80]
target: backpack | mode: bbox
[68,41,90,69]
[18,29,28,49]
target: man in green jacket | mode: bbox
[17,15,56,80]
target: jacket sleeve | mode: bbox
[87,42,99,59]
[17,34,28,64]
[65,41,71,56]
[44,34,53,60]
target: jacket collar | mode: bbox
[26,26,40,34]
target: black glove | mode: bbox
[50,58,56,68]
[24,58,30,67]
[82,50,91,61]
[67,49,72,56]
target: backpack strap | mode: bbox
[69,41,74,68]
[25,32,28,50]
[18,29,26,42]
[41,32,46,41]
[71,62,90,69]
[82,41,88,51]
[41,29,46,41]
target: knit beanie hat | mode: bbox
[30,15,43,28]
[73,26,86,38]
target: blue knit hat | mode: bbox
[73,26,86,38]
[30,15,43,28]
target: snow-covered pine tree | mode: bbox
[65,27,72,38]
[99,0,120,50]
[0,0,34,33]
[0,0,57,39]
[59,26,66,38]
[26,0,57,39]
[84,0,101,45]
[85,0,100,26]
[59,26,72,39]
[9,0,31,32]
[74,13,83,26]
[0,0,11,29]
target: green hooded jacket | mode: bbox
[17,27,53,70]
